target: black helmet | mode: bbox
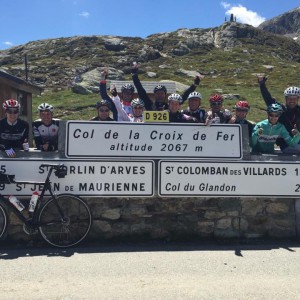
[121,84,135,93]
[95,100,111,110]
[154,84,167,93]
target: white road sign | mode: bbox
[0,160,154,197]
[159,161,300,197]
[66,121,242,159]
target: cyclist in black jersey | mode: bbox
[32,103,59,151]
[166,94,197,123]
[229,100,254,138]
[91,100,116,121]
[181,91,206,123]
[205,94,232,125]
[0,99,29,155]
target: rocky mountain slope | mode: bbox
[0,16,300,95]
[258,7,300,42]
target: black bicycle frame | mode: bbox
[0,165,59,227]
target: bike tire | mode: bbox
[38,194,92,248]
[0,202,8,241]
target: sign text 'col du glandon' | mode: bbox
[159,161,300,197]
[66,121,242,159]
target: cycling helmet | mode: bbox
[131,98,145,108]
[209,94,223,103]
[188,92,202,100]
[267,103,283,114]
[284,86,300,97]
[3,99,20,110]
[235,100,250,111]
[153,84,167,93]
[121,84,135,93]
[168,93,183,102]
[95,100,111,110]
[37,102,54,112]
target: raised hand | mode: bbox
[256,74,268,85]
[101,68,108,80]
[131,62,139,75]
[111,84,118,97]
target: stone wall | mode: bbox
[6,196,299,243]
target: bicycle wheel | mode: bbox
[0,202,8,241]
[38,194,92,247]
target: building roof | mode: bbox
[108,80,176,94]
[0,69,41,95]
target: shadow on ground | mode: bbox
[1,237,299,260]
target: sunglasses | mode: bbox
[133,106,144,109]
[99,109,109,112]
[236,108,249,112]
[6,110,19,114]
[268,114,280,118]
[210,102,222,106]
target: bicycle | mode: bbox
[0,163,92,248]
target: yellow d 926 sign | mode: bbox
[143,111,169,122]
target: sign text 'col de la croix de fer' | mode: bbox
[66,121,242,159]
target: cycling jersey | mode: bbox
[181,107,206,123]
[205,109,232,124]
[167,111,197,123]
[32,119,59,151]
[252,119,300,154]
[90,116,114,121]
[0,118,29,150]
[112,96,143,122]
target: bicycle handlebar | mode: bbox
[40,163,65,170]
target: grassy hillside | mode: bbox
[33,44,300,124]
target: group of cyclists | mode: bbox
[94,65,300,154]
[0,99,59,157]
[1,63,300,156]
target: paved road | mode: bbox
[0,240,300,300]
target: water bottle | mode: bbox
[28,191,39,212]
[9,195,25,212]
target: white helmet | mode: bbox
[284,86,300,97]
[168,93,182,102]
[188,92,202,100]
[37,103,54,112]
[131,98,145,108]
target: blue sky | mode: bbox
[0,0,299,50]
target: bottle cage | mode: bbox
[54,166,68,178]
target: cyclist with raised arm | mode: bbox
[252,103,300,154]
[257,75,300,153]
[33,103,59,151]
[131,63,201,111]
[205,94,232,125]
[112,93,145,122]
[0,99,29,156]
[99,69,133,120]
